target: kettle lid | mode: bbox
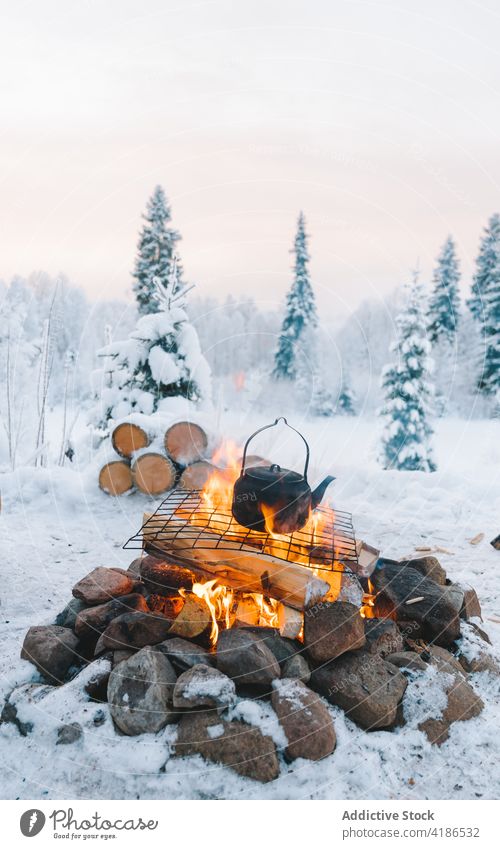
[245,464,305,485]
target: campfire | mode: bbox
[14,425,494,783]
[124,438,359,648]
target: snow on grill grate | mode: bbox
[124,488,358,572]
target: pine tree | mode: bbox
[478,249,500,396]
[273,212,318,380]
[379,272,436,472]
[468,213,500,321]
[95,258,211,428]
[337,381,356,415]
[310,372,335,417]
[427,236,460,344]
[132,185,182,315]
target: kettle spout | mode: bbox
[311,475,336,509]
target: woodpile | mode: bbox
[98,418,213,497]
[98,460,133,496]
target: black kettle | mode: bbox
[231,417,335,534]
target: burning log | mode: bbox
[141,513,330,611]
[131,452,176,496]
[277,603,303,639]
[234,596,261,627]
[112,422,150,458]
[98,460,133,496]
[164,421,208,465]
[140,555,197,594]
[169,594,211,640]
[179,461,218,490]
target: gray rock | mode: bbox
[57,722,83,745]
[459,651,500,675]
[271,679,336,761]
[444,583,465,616]
[311,650,408,729]
[460,587,482,621]
[127,557,144,577]
[173,664,236,710]
[419,675,484,745]
[399,556,447,585]
[371,564,461,647]
[107,646,177,735]
[113,649,137,666]
[84,661,111,701]
[72,567,135,605]
[385,651,428,672]
[175,711,279,783]
[155,637,214,672]
[364,618,404,657]
[0,683,53,736]
[469,622,491,644]
[228,627,299,668]
[21,625,80,684]
[304,601,366,664]
[216,629,280,687]
[425,645,467,678]
[75,593,149,637]
[93,709,106,726]
[54,598,88,629]
[281,654,311,683]
[94,611,174,655]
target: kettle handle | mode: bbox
[240,417,310,479]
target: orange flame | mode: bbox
[181,580,281,646]
[233,371,245,392]
[360,579,376,618]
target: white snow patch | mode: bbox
[207,724,225,739]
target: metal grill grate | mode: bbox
[124,489,358,572]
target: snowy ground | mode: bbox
[1,414,499,800]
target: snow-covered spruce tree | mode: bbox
[96,258,211,426]
[337,381,356,415]
[273,212,318,380]
[379,273,436,472]
[477,248,500,396]
[468,213,500,321]
[427,236,460,344]
[132,185,182,316]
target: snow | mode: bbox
[1,412,500,800]
[147,345,181,386]
[207,724,225,739]
[183,672,235,705]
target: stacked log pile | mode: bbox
[98,418,212,497]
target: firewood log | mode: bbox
[179,461,218,490]
[112,422,150,458]
[164,421,208,465]
[277,603,303,638]
[98,460,133,495]
[141,512,330,611]
[169,594,211,640]
[131,452,176,496]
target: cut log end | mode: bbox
[179,461,218,490]
[112,422,150,458]
[164,421,208,465]
[131,452,176,496]
[98,461,133,495]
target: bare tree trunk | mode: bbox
[35,283,59,467]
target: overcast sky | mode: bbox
[1,0,500,316]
